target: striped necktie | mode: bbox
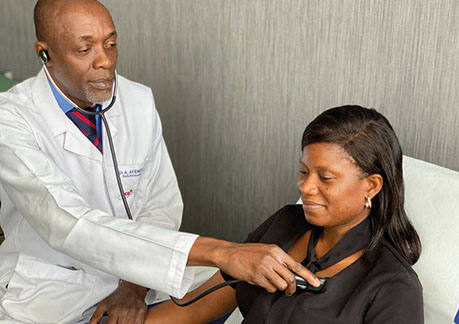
[66,105,103,153]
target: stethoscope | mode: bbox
[38,51,240,306]
[38,49,133,220]
[38,50,327,306]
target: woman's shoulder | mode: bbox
[359,240,423,322]
[272,204,307,226]
[377,240,421,285]
[364,239,422,292]
[363,242,424,322]
[245,204,311,245]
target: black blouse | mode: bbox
[224,205,423,324]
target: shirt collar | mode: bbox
[48,80,74,113]
[303,217,371,273]
[47,79,109,112]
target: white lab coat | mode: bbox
[0,69,198,323]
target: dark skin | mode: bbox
[88,281,148,324]
[297,143,382,257]
[35,0,117,109]
[35,2,147,323]
[33,1,320,322]
[146,142,383,323]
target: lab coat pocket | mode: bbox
[1,254,97,323]
[107,163,145,218]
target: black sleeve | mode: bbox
[364,270,424,324]
[220,207,284,283]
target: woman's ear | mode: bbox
[366,174,383,199]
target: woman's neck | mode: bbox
[316,212,370,258]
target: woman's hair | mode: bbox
[301,105,421,265]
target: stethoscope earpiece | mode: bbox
[38,50,50,64]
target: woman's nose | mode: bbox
[297,175,319,196]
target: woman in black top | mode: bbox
[147,105,423,323]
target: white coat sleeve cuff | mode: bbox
[166,233,199,298]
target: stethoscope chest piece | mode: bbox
[295,275,327,293]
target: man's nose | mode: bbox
[93,48,114,69]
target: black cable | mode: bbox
[42,65,131,221]
[170,276,328,307]
[170,279,241,307]
[99,111,133,220]
[74,100,133,220]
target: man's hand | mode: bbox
[188,237,320,296]
[89,280,148,324]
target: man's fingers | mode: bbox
[111,306,141,324]
[256,276,278,293]
[135,313,144,324]
[284,257,320,287]
[88,305,106,324]
[105,309,118,324]
[105,317,116,324]
[135,315,143,324]
[266,245,319,291]
[135,309,147,324]
[264,265,291,292]
[98,304,146,324]
[124,315,135,324]
[88,314,103,324]
[223,242,320,294]
[271,262,297,296]
[126,309,140,324]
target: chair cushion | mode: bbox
[402,156,459,323]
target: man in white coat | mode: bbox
[0,0,319,322]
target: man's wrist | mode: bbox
[211,239,238,270]
[119,280,149,298]
[187,236,237,268]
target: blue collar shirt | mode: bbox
[47,80,103,141]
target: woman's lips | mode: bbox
[88,78,114,90]
[302,200,325,211]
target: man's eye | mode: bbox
[106,43,117,48]
[79,48,91,54]
[319,176,332,182]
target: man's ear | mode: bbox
[366,174,383,199]
[35,41,52,67]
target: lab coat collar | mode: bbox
[31,69,69,137]
[31,68,121,162]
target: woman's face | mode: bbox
[297,142,373,231]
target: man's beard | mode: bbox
[84,86,112,104]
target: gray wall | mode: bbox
[1,0,458,241]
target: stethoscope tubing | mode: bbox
[42,65,133,220]
[98,109,134,221]
[41,63,241,306]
